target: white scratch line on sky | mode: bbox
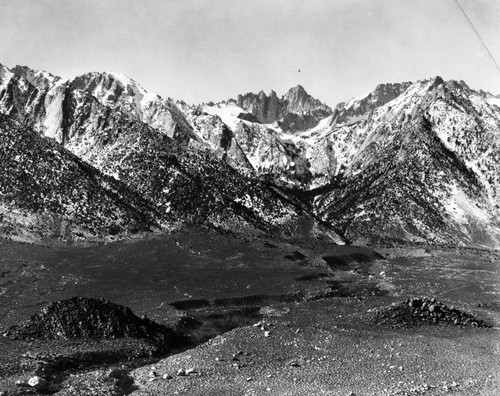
[455,0,500,75]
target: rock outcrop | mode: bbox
[6,297,186,347]
[371,297,490,328]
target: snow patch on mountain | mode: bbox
[202,102,247,130]
[444,184,489,225]
[42,82,67,141]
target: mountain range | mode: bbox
[1,62,499,248]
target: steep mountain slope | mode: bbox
[176,101,255,173]
[179,87,333,186]
[69,71,197,143]
[313,78,500,247]
[190,102,312,186]
[0,108,342,242]
[63,109,341,240]
[331,82,411,125]
[0,114,164,242]
[0,64,315,186]
[477,89,500,107]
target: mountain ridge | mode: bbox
[1,61,499,247]
[233,84,332,132]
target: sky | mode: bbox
[1,0,499,107]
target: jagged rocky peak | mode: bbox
[236,89,280,124]
[283,84,320,112]
[282,85,332,121]
[285,84,307,96]
[283,84,308,103]
[440,78,495,100]
[10,64,61,89]
[476,88,500,99]
[234,85,332,132]
[349,81,411,109]
[68,70,196,142]
[428,75,445,87]
[370,81,412,104]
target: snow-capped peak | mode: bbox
[69,71,162,121]
[202,102,247,130]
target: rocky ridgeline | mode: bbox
[5,297,186,347]
[316,115,484,245]
[0,63,196,145]
[235,85,332,132]
[371,297,490,328]
[331,82,411,125]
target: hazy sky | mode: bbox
[1,0,499,106]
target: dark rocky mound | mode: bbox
[371,297,490,328]
[6,297,188,347]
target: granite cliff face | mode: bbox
[187,101,313,186]
[236,89,281,125]
[0,64,196,145]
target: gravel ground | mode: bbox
[0,235,498,395]
[129,297,500,396]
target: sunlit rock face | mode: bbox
[0,65,196,145]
